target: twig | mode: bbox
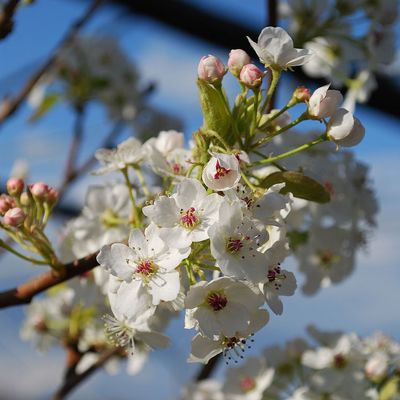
[53,348,119,400]
[62,106,86,188]
[195,354,221,381]
[57,119,124,200]
[0,0,20,39]
[0,250,99,308]
[0,0,105,125]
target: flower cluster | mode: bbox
[281,0,399,111]
[182,327,400,400]
[19,26,378,380]
[0,178,59,266]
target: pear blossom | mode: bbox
[247,26,312,69]
[94,137,144,175]
[209,203,269,283]
[308,84,343,119]
[97,224,190,305]
[188,309,269,364]
[3,207,26,226]
[142,178,223,248]
[327,108,365,147]
[240,64,264,88]
[145,129,185,156]
[198,55,226,83]
[184,277,265,339]
[181,380,224,400]
[222,356,274,400]
[202,153,241,191]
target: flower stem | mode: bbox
[121,168,141,227]
[252,134,328,166]
[0,239,48,265]
[259,68,281,115]
[133,166,151,198]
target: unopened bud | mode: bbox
[3,207,26,226]
[288,86,311,106]
[228,49,251,77]
[0,195,15,215]
[197,55,226,83]
[30,182,49,199]
[46,187,59,206]
[7,177,24,197]
[240,64,264,88]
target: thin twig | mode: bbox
[62,106,86,188]
[0,0,20,39]
[57,119,124,200]
[53,348,119,400]
[0,0,105,125]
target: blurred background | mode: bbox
[0,0,399,398]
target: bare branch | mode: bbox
[0,0,20,40]
[53,348,119,400]
[195,354,221,381]
[0,0,105,125]
[0,251,99,308]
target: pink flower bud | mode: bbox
[197,55,226,83]
[3,207,26,226]
[30,182,49,199]
[289,86,310,106]
[240,64,264,88]
[228,49,251,77]
[7,177,24,196]
[46,187,59,205]
[0,195,15,215]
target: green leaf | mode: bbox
[197,79,231,141]
[260,171,331,203]
[379,377,400,400]
[287,230,309,251]
[29,93,60,122]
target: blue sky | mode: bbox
[0,1,399,399]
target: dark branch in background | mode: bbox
[0,250,98,308]
[53,348,119,400]
[0,0,105,126]
[195,354,222,382]
[0,0,20,39]
[99,0,399,118]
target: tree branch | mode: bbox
[0,0,20,40]
[195,354,221,381]
[0,250,99,308]
[0,0,105,126]
[53,348,119,400]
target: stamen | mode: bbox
[206,291,228,311]
[180,207,200,229]
[214,160,230,179]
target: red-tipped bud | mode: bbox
[197,55,226,83]
[46,187,59,205]
[228,49,251,77]
[29,182,49,199]
[3,207,26,226]
[288,86,311,106]
[0,195,15,215]
[240,64,264,88]
[7,177,24,197]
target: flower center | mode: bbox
[136,259,157,276]
[170,162,184,175]
[180,207,200,229]
[100,208,123,228]
[206,291,228,311]
[226,237,244,254]
[333,354,347,369]
[240,377,256,392]
[214,160,230,179]
[317,250,339,267]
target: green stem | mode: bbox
[207,130,230,151]
[259,68,281,115]
[134,166,151,198]
[250,89,260,137]
[252,134,328,166]
[186,163,199,178]
[254,112,308,148]
[258,103,293,130]
[0,239,48,265]
[121,168,141,227]
[241,171,257,192]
